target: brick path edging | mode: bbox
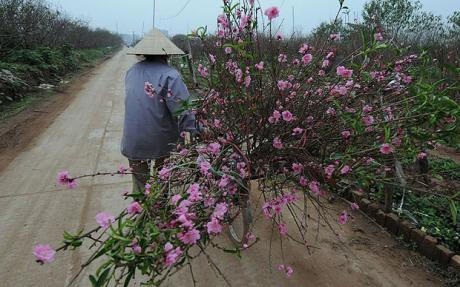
[346,189,460,272]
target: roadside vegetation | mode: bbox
[0,0,122,108]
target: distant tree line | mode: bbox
[173,0,459,66]
[0,0,122,56]
[308,0,460,66]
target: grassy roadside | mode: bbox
[0,46,120,121]
[368,156,460,254]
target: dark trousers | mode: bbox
[128,157,166,193]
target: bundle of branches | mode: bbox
[32,1,459,286]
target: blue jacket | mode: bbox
[121,61,196,160]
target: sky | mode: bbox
[46,0,460,36]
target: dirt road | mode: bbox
[0,49,446,287]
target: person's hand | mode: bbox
[184,132,192,144]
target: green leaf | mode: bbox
[110,233,132,243]
[89,275,98,287]
[96,268,111,287]
[449,200,458,225]
[384,126,390,142]
[432,174,443,181]
[450,191,460,200]
[96,260,112,277]
[123,270,134,287]
[374,43,388,50]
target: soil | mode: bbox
[0,56,112,174]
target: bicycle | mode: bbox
[185,131,253,248]
[226,179,253,247]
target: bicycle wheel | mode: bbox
[226,202,253,247]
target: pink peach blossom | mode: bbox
[264,6,280,21]
[299,43,309,54]
[144,183,151,195]
[340,165,351,175]
[330,33,340,40]
[56,171,77,189]
[325,165,335,178]
[278,223,288,236]
[379,143,394,154]
[178,228,201,245]
[95,212,115,229]
[339,211,348,224]
[302,54,313,65]
[292,127,304,135]
[199,160,212,175]
[286,266,294,277]
[171,194,182,205]
[198,64,209,78]
[326,107,336,116]
[33,244,56,264]
[417,152,427,160]
[158,167,171,180]
[351,202,359,210]
[144,82,155,98]
[207,217,223,234]
[292,163,304,174]
[118,164,128,176]
[309,180,320,195]
[207,142,221,155]
[299,176,307,187]
[164,243,182,267]
[282,111,294,122]
[363,105,373,113]
[341,130,351,139]
[213,202,228,219]
[362,115,375,126]
[127,202,143,215]
[273,137,283,149]
[255,61,264,70]
[336,66,353,78]
[374,32,383,41]
[275,33,284,41]
[209,54,216,64]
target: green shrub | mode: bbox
[0,46,117,106]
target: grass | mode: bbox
[0,90,54,121]
[369,157,460,253]
[0,46,119,120]
[431,158,460,181]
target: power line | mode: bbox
[153,0,156,28]
[160,0,192,20]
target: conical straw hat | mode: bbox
[127,28,185,56]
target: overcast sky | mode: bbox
[47,0,460,36]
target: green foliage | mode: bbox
[430,158,460,181]
[0,46,117,106]
[398,192,460,253]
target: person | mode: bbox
[121,28,197,193]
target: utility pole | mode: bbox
[116,22,119,35]
[153,0,156,29]
[292,6,295,37]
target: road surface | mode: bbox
[0,49,445,287]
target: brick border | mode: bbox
[346,190,460,272]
